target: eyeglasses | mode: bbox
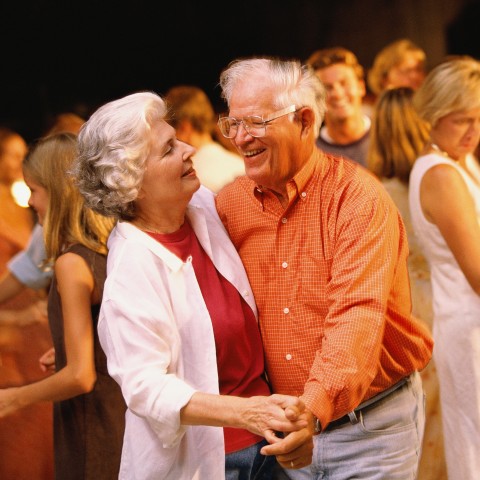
[218,105,297,138]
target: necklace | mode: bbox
[430,143,450,158]
[430,142,480,186]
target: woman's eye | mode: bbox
[164,143,176,155]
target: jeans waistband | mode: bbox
[324,375,410,431]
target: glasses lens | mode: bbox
[218,115,267,138]
[218,117,236,138]
[243,116,265,138]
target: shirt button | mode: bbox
[283,307,290,314]
[286,354,292,361]
[301,192,307,198]
[243,290,249,297]
[282,217,287,224]
[282,261,288,268]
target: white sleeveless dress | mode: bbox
[409,152,480,480]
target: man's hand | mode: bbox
[261,409,315,469]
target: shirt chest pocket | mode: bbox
[299,252,332,312]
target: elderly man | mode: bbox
[215,56,433,480]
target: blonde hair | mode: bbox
[413,57,480,127]
[22,133,114,264]
[368,39,426,96]
[368,87,430,183]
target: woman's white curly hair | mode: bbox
[72,91,167,220]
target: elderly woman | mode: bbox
[409,57,480,480]
[73,91,312,480]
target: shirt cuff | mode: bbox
[8,252,52,289]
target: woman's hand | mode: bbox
[240,394,309,437]
[39,347,55,373]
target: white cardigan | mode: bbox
[99,186,257,480]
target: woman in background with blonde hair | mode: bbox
[368,39,426,98]
[368,86,446,480]
[0,133,126,479]
[409,57,480,480]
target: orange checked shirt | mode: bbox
[216,151,433,429]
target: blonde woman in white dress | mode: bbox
[409,57,480,480]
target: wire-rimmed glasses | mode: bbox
[217,105,297,138]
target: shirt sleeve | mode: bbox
[8,224,52,289]
[303,193,401,426]
[98,243,198,448]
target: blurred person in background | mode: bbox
[0,126,54,480]
[0,111,87,320]
[368,38,426,99]
[0,127,33,254]
[43,112,86,136]
[367,86,446,480]
[165,85,245,193]
[306,47,370,168]
[409,57,480,480]
[0,133,126,480]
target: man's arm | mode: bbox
[303,188,402,428]
[0,272,25,304]
[4,224,52,295]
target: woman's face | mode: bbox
[0,134,28,184]
[138,120,199,208]
[431,108,480,160]
[24,174,48,225]
[385,53,426,91]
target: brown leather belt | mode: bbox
[324,376,409,431]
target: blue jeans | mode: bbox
[226,439,276,480]
[283,372,425,480]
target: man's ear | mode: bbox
[297,107,316,138]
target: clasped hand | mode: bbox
[244,394,314,469]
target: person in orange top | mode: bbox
[215,56,434,480]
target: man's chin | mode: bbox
[245,167,267,186]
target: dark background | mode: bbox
[2,0,479,143]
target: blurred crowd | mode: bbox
[2,37,480,480]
